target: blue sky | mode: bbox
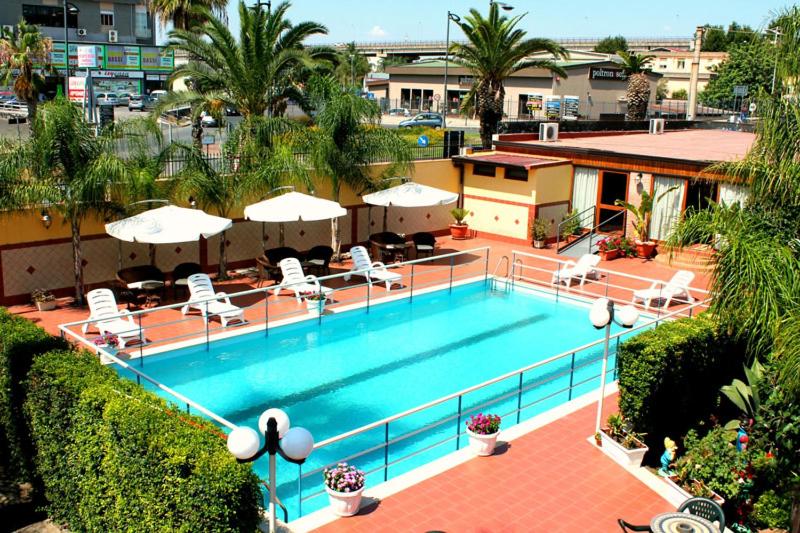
[211,0,791,44]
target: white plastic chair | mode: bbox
[83,289,145,348]
[343,245,403,291]
[633,270,695,309]
[181,273,245,326]
[272,258,334,301]
[551,254,601,287]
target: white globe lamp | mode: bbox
[227,426,261,460]
[617,305,640,328]
[259,408,290,438]
[589,298,611,328]
[280,427,315,462]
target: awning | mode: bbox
[244,191,347,222]
[105,205,233,244]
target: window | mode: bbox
[677,59,686,70]
[504,167,528,181]
[473,164,496,177]
[134,5,150,38]
[22,5,77,28]
[100,10,114,27]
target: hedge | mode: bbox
[23,348,262,532]
[0,308,68,483]
[617,315,745,455]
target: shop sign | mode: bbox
[544,95,561,120]
[563,95,579,119]
[526,94,543,111]
[68,76,86,103]
[589,66,627,81]
[77,46,99,68]
[141,47,175,70]
[92,70,145,79]
[105,45,140,70]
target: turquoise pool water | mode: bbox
[117,280,642,518]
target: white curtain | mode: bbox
[718,182,749,206]
[651,176,686,241]
[571,167,598,216]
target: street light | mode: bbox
[765,28,782,94]
[491,1,515,10]
[442,11,461,129]
[249,0,272,13]
[227,408,313,533]
[589,298,639,432]
[62,1,80,94]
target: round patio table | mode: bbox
[650,512,716,533]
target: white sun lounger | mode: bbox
[181,273,245,326]
[632,270,695,309]
[83,288,146,348]
[551,254,601,287]
[343,245,402,290]
[273,258,334,301]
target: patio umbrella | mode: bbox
[244,191,346,247]
[362,180,459,231]
[106,205,233,244]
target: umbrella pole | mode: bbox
[279,223,285,247]
[383,207,388,232]
[117,240,122,271]
[149,243,157,267]
[261,222,266,251]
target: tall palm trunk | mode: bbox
[477,82,505,149]
[626,73,650,121]
[24,97,37,122]
[70,217,84,305]
[330,185,342,260]
[192,116,203,150]
[217,230,228,279]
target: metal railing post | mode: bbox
[555,263,560,302]
[568,351,576,401]
[366,279,371,314]
[318,286,323,325]
[516,372,523,424]
[264,292,269,337]
[384,422,390,481]
[614,337,621,380]
[409,264,415,303]
[138,313,144,366]
[297,463,302,518]
[483,248,490,285]
[205,301,210,350]
[449,256,455,293]
[455,395,463,450]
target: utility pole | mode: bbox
[766,28,781,94]
[442,11,460,128]
[686,25,703,121]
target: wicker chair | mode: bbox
[172,262,203,298]
[305,245,334,276]
[677,497,725,531]
[262,247,302,283]
[412,232,436,258]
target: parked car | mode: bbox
[127,94,153,112]
[95,93,118,106]
[388,107,411,117]
[116,92,131,106]
[399,112,443,129]
[149,89,167,102]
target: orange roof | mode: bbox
[453,152,567,169]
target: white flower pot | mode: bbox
[598,430,648,468]
[466,429,499,456]
[98,346,118,364]
[35,300,56,311]
[306,298,326,316]
[663,476,726,506]
[325,486,364,517]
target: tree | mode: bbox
[699,39,774,105]
[450,5,568,149]
[594,35,628,54]
[148,0,228,31]
[301,75,412,258]
[334,42,371,87]
[157,0,332,139]
[0,99,131,304]
[617,50,654,120]
[0,20,52,120]
[702,22,758,52]
[378,55,410,72]
[655,79,669,101]
[671,88,688,100]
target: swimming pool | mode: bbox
[116,279,644,518]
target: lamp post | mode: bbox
[227,408,314,533]
[62,1,80,94]
[442,11,460,129]
[765,28,781,94]
[250,0,272,13]
[490,1,515,10]
[589,298,639,432]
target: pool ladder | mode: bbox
[491,256,511,292]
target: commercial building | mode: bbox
[1,0,173,97]
[650,50,728,97]
[383,51,662,120]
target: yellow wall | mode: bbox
[531,165,572,205]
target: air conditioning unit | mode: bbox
[649,118,665,135]
[77,28,87,37]
[108,30,118,43]
[539,122,559,142]
[2,25,14,36]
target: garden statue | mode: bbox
[736,425,749,452]
[658,437,677,477]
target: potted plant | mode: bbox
[594,431,603,446]
[465,413,501,456]
[598,413,649,467]
[93,333,120,363]
[302,292,326,316]
[531,217,549,249]
[597,237,621,261]
[323,462,365,517]
[31,288,56,311]
[615,187,677,259]
[560,209,581,243]
[449,207,470,240]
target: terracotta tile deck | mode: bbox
[312,395,672,533]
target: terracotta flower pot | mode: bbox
[635,241,657,259]
[600,249,620,261]
[450,223,469,240]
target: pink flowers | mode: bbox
[466,413,501,435]
[92,334,119,348]
[323,462,365,493]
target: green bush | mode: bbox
[617,315,745,454]
[0,308,68,483]
[24,349,262,532]
[675,427,747,501]
[751,490,792,529]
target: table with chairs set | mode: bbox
[619,497,725,533]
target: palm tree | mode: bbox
[148,0,227,31]
[334,42,371,87]
[301,75,412,258]
[158,1,332,124]
[0,20,52,121]
[617,50,655,121]
[0,98,130,304]
[449,4,568,149]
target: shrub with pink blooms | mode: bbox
[323,463,365,493]
[465,413,501,435]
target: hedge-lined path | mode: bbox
[312,394,673,533]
